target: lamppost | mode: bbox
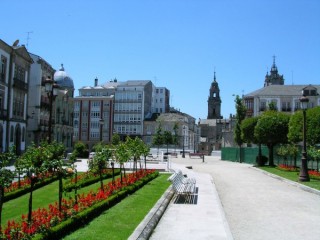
[44,76,59,143]
[99,118,104,142]
[182,125,185,158]
[299,95,310,182]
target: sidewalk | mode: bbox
[131,155,320,240]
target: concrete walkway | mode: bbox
[131,155,320,240]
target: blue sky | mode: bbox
[1,0,319,120]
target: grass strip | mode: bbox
[1,176,115,225]
[259,166,320,191]
[62,173,171,240]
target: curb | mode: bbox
[128,186,175,240]
[251,166,320,196]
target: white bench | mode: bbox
[168,170,196,195]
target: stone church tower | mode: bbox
[207,72,222,119]
[264,56,284,87]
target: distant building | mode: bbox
[244,58,320,117]
[0,39,33,154]
[74,78,170,148]
[199,72,223,153]
[27,60,75,152]
[207,71,222,119]
[143,112,200,152]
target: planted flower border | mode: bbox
[63,169,121,192]
[276,164,320,180]
[4,172,58,202]
[1,169,158,240]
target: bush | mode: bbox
[73,142,89,158]
[256,155,268,166]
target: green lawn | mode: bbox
[1,176,114,225]
[259,166,320,191]
[63,173,171,240]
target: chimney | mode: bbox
[94,77,98,87]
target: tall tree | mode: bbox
[254,111,290,166]
[234,95,246,163]
[113,142,131,183]
[172,122,179,153]
[16,144,50,224]
[240,116,266,166]
[163,130,173,154]
[153,123,163,156]
[90,146,112,191]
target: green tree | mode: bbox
[111,133,121,146]
[42,141,66,212]
[241,116,265,166]
[254,111,290,166]
[234,95,246,163]
[172,122,179,152]
[163,130,173,154]
[113,142,131,183]
[126,137,144,173]
[73,141,89,158]
[16,144,51,224]
[0,149,15,229]
[153,123,163,156]
[288,107,320,146]
[90,146,113,191]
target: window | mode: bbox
[22,127,25,142]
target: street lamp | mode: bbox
[299,95,310,182]
[182,126,185,158]
[99,118,104,142]
[44,76,59,143]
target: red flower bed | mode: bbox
[4,172,55,193]
[277,164,298,172]
[1,169,155,239]
[308,170,320,180]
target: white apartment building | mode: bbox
[0,39,33,154]
[75,78,170,145]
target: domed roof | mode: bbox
[54,64,74,89]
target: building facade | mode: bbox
[0,39,33,154]
[244,59,320,117]
[73,95,114,150]
[75,79,171,147]
[27,60,75,152]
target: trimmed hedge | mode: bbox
[32,171,159,240]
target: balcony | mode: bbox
[13,78,28,91]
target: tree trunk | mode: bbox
[268,144,275,166]
[99,166,104,192]
[239,145,242,163]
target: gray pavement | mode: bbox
[131,154,320,240]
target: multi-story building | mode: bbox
[244,58,320,117]
[75,78,170,148]
[0,39,33,154]
[153,87,170,114]
[27,58,74,152]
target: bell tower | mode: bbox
[207,72,222,119]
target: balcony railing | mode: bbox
[13,78,28,91]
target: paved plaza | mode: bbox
[131,154,320,240]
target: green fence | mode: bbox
[222,146,319,170]
[221,146,282,165]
